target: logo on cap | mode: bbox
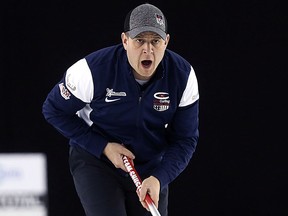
[156,14,164,26]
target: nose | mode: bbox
[143,42,153,54]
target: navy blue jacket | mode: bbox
[42,44,199,189]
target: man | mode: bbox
[42,3,199,216]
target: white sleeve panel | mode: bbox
[65,58,94,103]
[76,104,93,126]
[179,66,199,107]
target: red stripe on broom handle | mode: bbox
[122,155,161,216]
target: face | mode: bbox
[122,31,170,80]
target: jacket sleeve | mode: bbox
[152,66,200,189]
[42,58,108,158]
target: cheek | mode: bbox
[128,49,140,60]
[154,51,165,63]
[126,51,138,67]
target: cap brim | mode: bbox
[128,26,166,40]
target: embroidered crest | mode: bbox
[153,92,170,111]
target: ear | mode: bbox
[121,32,128,50]
[164,34,170,46]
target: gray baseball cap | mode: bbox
[124,3,167,40]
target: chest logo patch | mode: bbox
[105,88,126,103]
[153,92,170,111]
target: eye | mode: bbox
[136,39,144,44]
[151,39,161,45]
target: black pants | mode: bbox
[69,146,168,216]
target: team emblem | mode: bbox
[153,92,170,111]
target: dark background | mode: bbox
[1,0,287,215]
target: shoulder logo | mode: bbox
[105,88,126,103]
[66,74,76,91]
[153,92,170,111]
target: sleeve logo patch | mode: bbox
[59,83,71,100]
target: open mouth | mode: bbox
[141,60,152,68]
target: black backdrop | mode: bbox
[1,0,287,215]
